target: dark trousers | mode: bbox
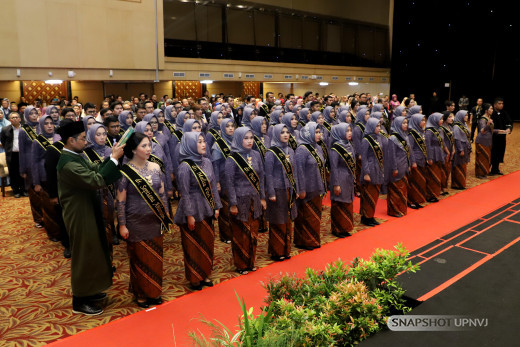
[7,152,25,194]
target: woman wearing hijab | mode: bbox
[241,107,257,128]
[359,118,384,226]
[133,121,171,194]
[280,113,299,150]
[250,116,269,158]
[225,127,266,274]
[390,94,400,111]
[407,113,428,209]
[32,114,57,239]
[172,119,203,171]
[329,123,356,236]
[406,105,422,121]
[205,111,224,150]
[175,132,222,290]
[164,104,177,134]
[118,111,134,136]
[118,133,172,308]
[297,107,310,130]
[19,106,44,227]
[46,105,60,128]
[337,109,351,124]
[82,115,97,132]
[265,124,298,260]
[387,116,415,217]
[153,109,172,139]
[267,109,284,139]
[322,106,337,128]
[440,111,455,195]
[352,107,370,195]
[211,118,234,243]
[143,113,173,190]
[83,123,119,252]
[294,122,326,250]
[393,106,407,119]
[451,110,472,189]
[475,103,494,178]
[424,113,445,203]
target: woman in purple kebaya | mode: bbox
[451,110,472,189]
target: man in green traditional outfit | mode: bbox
[56,121,125,315]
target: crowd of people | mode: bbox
[0,90,512,316]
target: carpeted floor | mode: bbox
[1,129,519,346]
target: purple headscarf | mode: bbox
[179,131,204,164]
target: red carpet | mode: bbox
[50,171,520,347]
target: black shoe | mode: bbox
[370,218,380,226]
[147,297,163,305]
[22,192,29,197]
[489,171,498,176]
[87,293,107,301]
[112,236,120,245]
[407,203,419,210]
[63,248,71,258]
[135,299,150,308]
[441,191,449,196]
[361,216,373,226]
[201,280,214,287]
[258,228,268,234]
[14,193,21,198]
[72,302,103,316]
[190,283,204,291]
[427,197,439,203]
[50,237,59,242]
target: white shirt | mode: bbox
[12,127,20,152]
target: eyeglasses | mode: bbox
[149,121,158,125]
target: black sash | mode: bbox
[84,147,103,164]
[105,138,113,148]
[317,139,330,171]
[49,141,64,154]
[21,124,38,141]
[331,143,356,178]
[268,146,297,208]
[152,137,162,148]
[253,135,268,158]
[132,120,137,128]
[380,130,390,139]
[454,122,471,142]
[298,120,306,128]
[121,164,173,234]
[164,120,176,134]
[323,121,332,132]
[182,159,215,210]
[173,129,183,142]
[301,144,327,194]
[441,125,454,146]
[355,122,365,133]
[410,129,427,158]
[214,135,231,159]
[364,134,384,170]
[35,135,52,150]
[118,129,125,137]
[230,152,261,194]
[84,148,117,199]
[288,134,298,150]
[261,104,270,123]
[426,127,444,149]
[390,133,410,158]
[149,153,165,174]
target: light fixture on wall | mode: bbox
[201,80,213,84]
[68,70,76,78]
[16,69,21,77]
[319,82,329,86]
[44,80,63,84]
[48,72,53,77]
[109,70,114,77]
[348,82,359,86]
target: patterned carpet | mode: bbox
[1,129,519,346]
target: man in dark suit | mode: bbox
[0,112,25,197]
[490,97,512,175]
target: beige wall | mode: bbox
[0,0,164,70]
[263,82,390,99]
[206,82,243,98]
[104,83,155,101]
[70,81,104,107]
[243,0,390,26]
[0,81,21,103]
[154,81,173,100]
